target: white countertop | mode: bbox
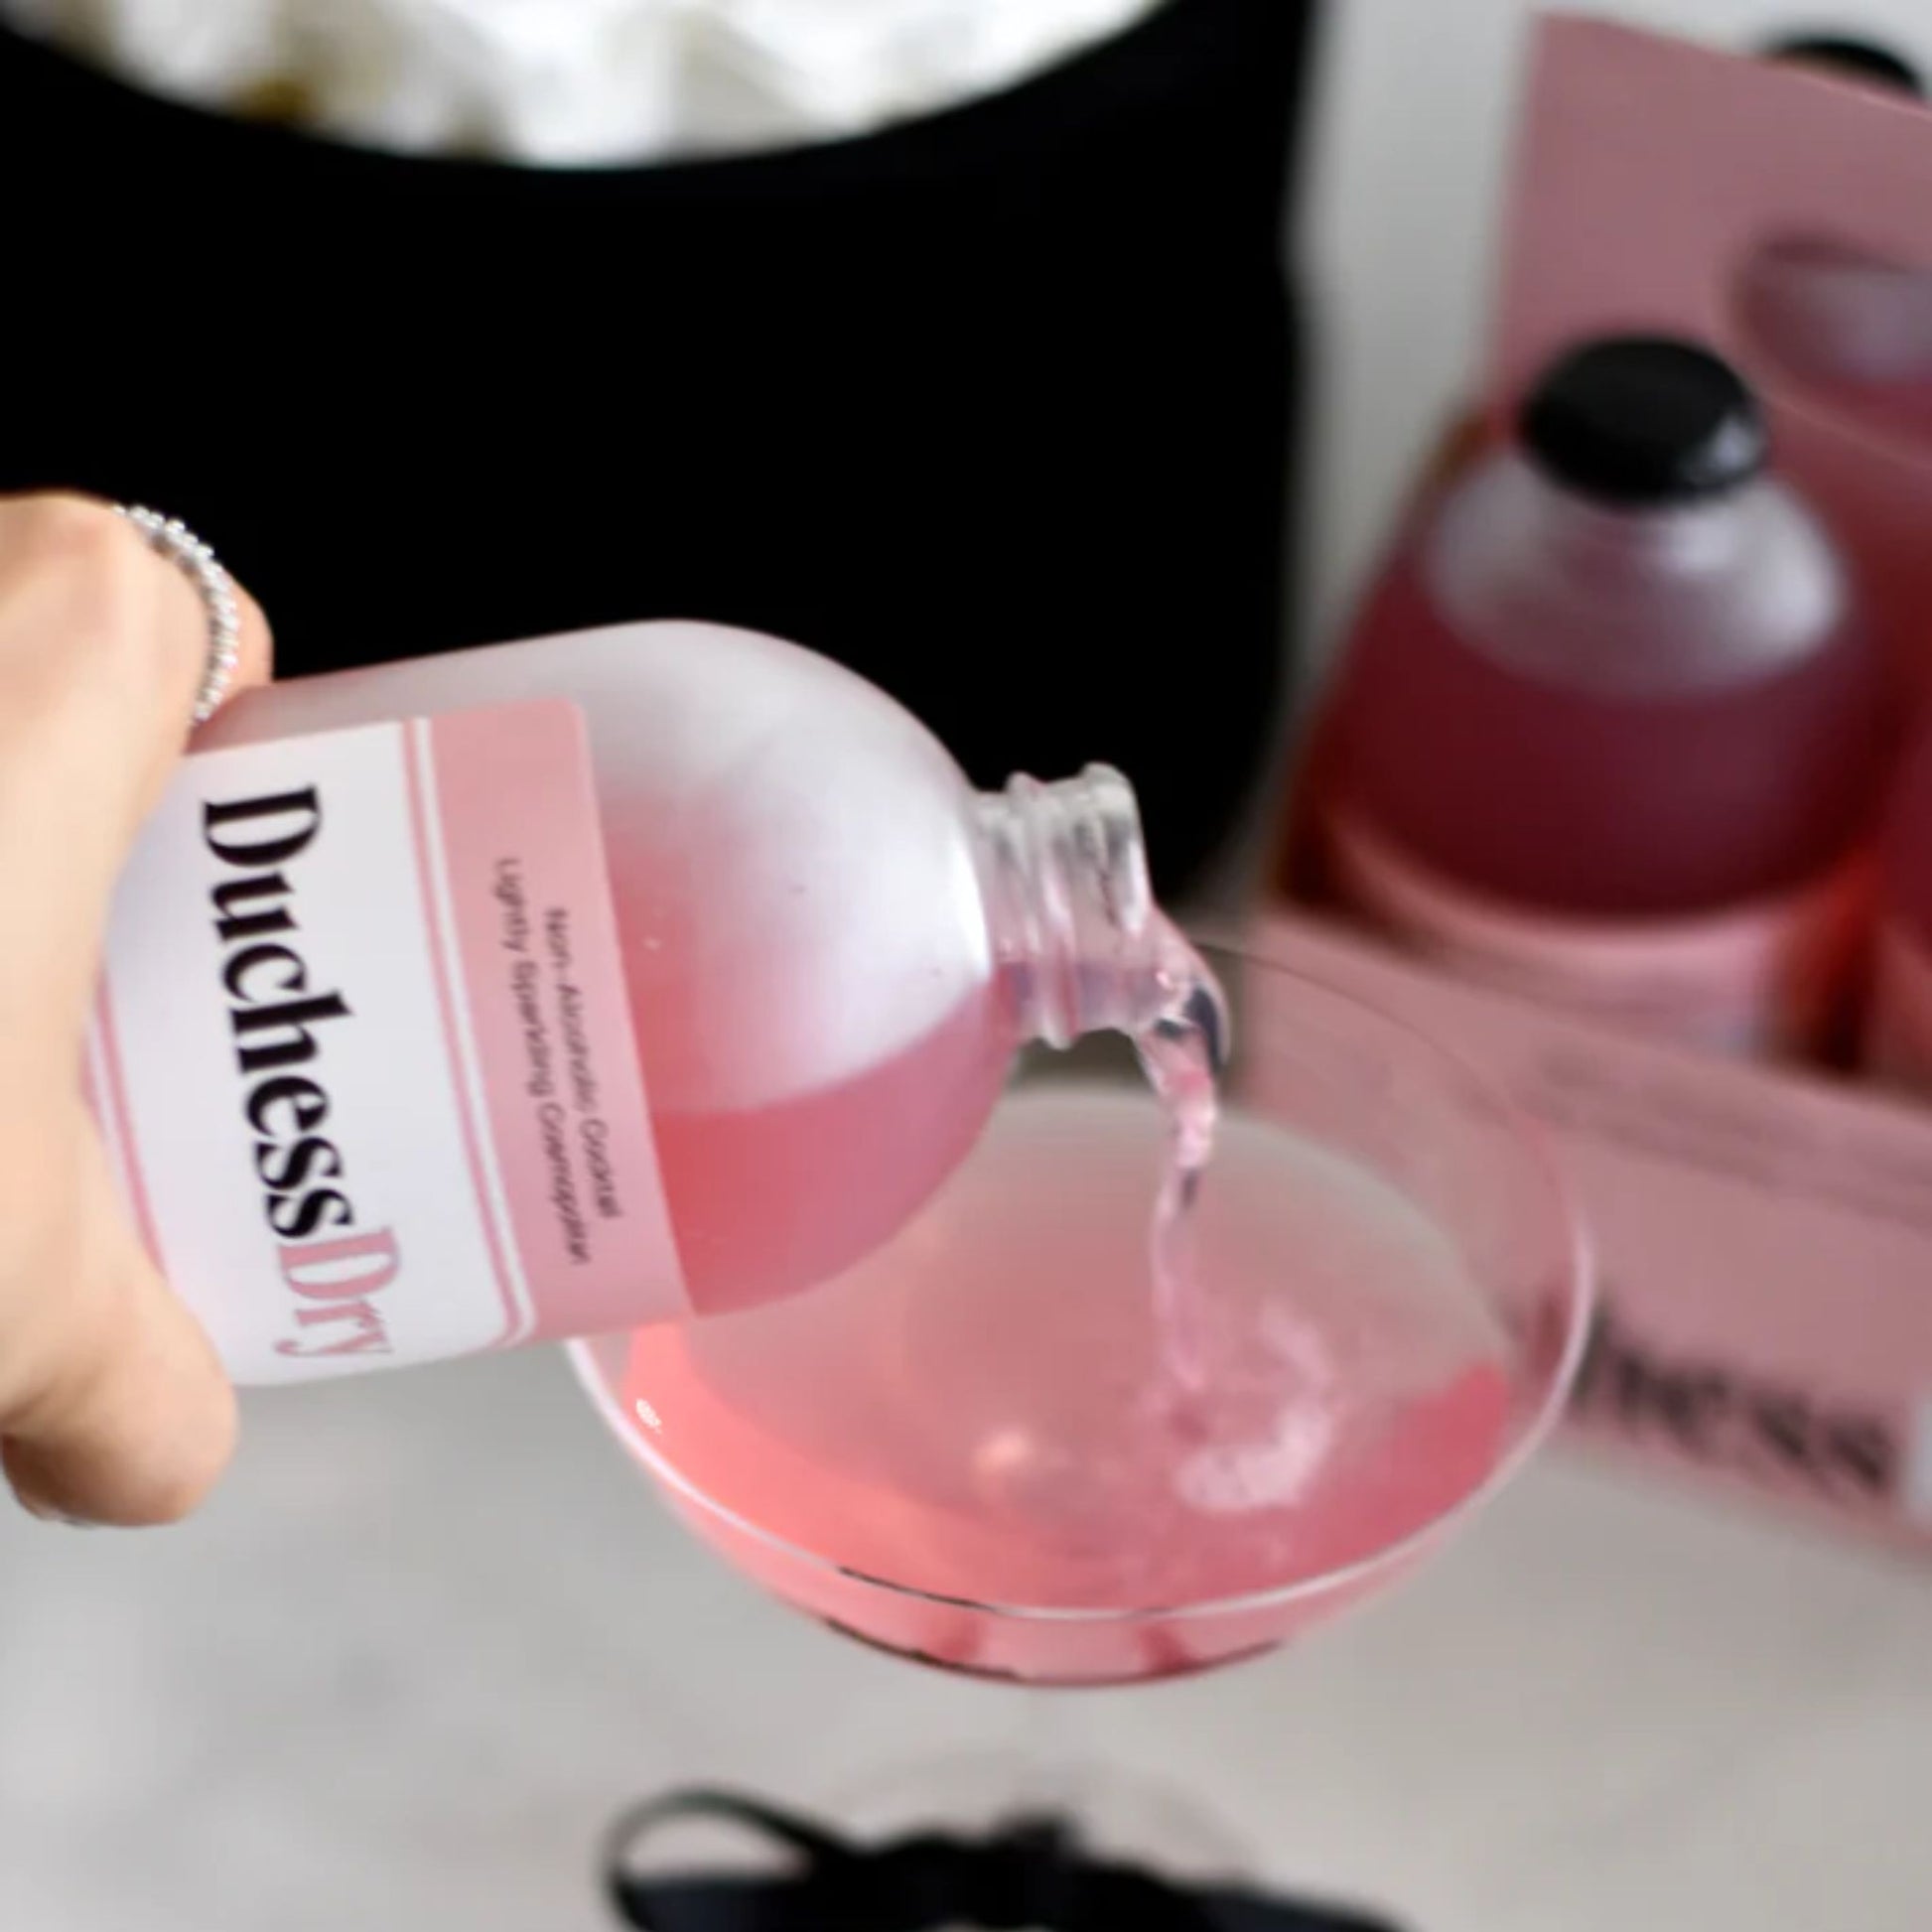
[3,1349,1929,1932]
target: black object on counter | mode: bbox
[605,1789,1409,1932]
[0,0,1318,896]
[1764,33,1925,97]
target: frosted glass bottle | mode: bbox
[1324,337,1891,1053]
[98,620,1194,1378]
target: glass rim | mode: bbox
[567,934,1596,1628]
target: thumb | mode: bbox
[0,494,271,1526]
[1,1108,237,1527]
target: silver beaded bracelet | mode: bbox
[115,505,243,724]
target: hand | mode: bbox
[0,493,271,1526]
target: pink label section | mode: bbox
[1329,810,1869,1058]
[422,703,683,1338]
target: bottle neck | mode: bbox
[973,766,1175,1050]
[1510,453,1748,574]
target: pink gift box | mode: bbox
[1262,16,1932,1556]
[1497,14,1932,679]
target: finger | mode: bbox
[0,498,259,1526]
[221,577,273,694]
[0,496,273,1097]
[0,491,273,793]
[129,561,273,818]
[0,1119,236,1527]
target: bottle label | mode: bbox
[84,702,682,1383]
[1869,924,1932,1090]
[1327,810,1868,1057]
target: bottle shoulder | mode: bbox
[1417,455,1856,700]
[205,621,1001,1109]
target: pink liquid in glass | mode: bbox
[621,1085,1513,1684]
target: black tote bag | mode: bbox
[0,0,1319,893]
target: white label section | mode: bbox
[89,720,520,1380]
[83,707,686,1386]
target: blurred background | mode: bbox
[6,3,1932,1930]
[1305,0,1932,666]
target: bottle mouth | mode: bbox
[976,763,1156,1051]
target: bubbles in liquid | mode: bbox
[626,911,1512,1617]
[626,1083,1514,1611]
[1139,933,1348,1519]
[917,1093,1508,1599]
[1134,925,1228,1397]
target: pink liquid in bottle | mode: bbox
[1325,337,1892,1054]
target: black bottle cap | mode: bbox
[1765,34,1925,98]
[1518,338,1769,507]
